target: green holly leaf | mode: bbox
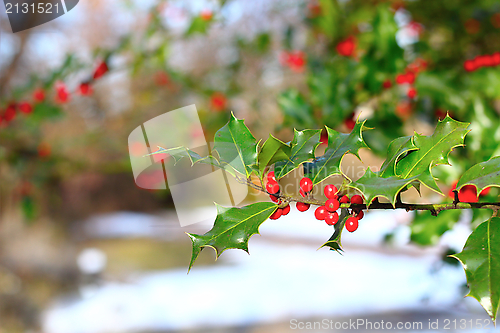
[410,210,461,246]
[274,129,321,180]
[186,202,277,271]
[378,136,418,177]
[147,146,233,176]
[319,209,349,253]
[256,135,292,179]
[451,217,500,322]
[347,168,420,206]
[304,121,368,185]
[396,115,470,194]
[457,156,500,194]
[213,113,259,178]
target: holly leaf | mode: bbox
[450,217,500,322]
[410,210,461,246]
[274,129,321,180]
[319,209,349,253]
[347,168,420,206]
[304,121,368,185]
[256,135,292,179]
[186,202,277,271]
[378,136,418,177]
[395,115,470,194]
[147,146,234,176]
[457,156,500,194]
[213,113,259,178]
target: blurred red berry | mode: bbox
[200,9,213,21]
[435,108,447,120]
[382,79,392,89]
[93,61,109,80]
[307,1,322,17]
[492,13,500,28]
[38,143,51,158]
[210,92,227,111]
[396,101,412,119]
[155,71,170,86]
[407,87,417,99]
[3,104,16,122]
[463,60,477,72]
[407,21,423,36]
[336,36,356,57]
[33,88,45,102]
[493,53,500,66]
[480,187,491,196]
[56,83,70,103]
[464,18,480,34]
[345,118,356,131]
[281,51,306,73]
[18,102,33,114]
[79,82,93,96]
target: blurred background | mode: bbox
[2,0,500,332]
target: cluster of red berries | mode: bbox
[384,58,427,102]
[266,172,365,232]
[463,53,500,72]
[280,51,306,73]
[0,61,109,127]
[266,172,291,220]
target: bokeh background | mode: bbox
[1,0,500,332]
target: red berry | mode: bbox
[345,217,359,232]
[282,205,291,216]
[340,195,350,204]
[325,212,339,226]
[3,104,16,122]
[93,61,109,80]
[210,92,227,112]
[356,211,364,220]
[407,87,417,99]
[79,82,93,96]
[155,71,170,86]
[18,102,33,114]
[299,188,306,198]
[325,198,340,212]
[480,187,491,196]
[300,177,313,193]
[33,88,45,102]
[266,171,276,183]
[38,143,51,158]
[459,185,478,203]
[324,184,338,199]
[269,194,279,203]
[314,206,327,220]
[200,9,213,21]
[351,195,363,205]
[296,202,310,212]
[382,79,392,89]
[336,36,356,57]
[266,181,280,194]
[345,118,356,130]
[270,208,283,220]
[281,51,306,73]
[56,83,70,103]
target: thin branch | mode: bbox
[235,175,500,214]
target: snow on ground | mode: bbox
[43,209,489,333]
